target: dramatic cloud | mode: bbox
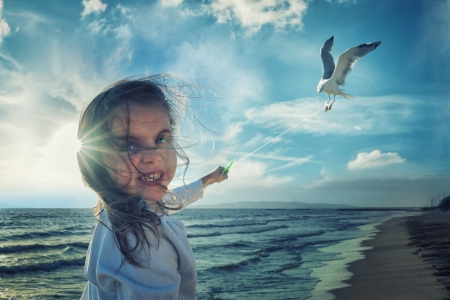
[347,150,405,170]
[205,0,308,35]
[168,40,264,114]
[417,1,450,153]
[0,11,137,194]
[0,0,447,208]
[0,0,11,43]
[419,1,450,73]
[325,0,356,3]
[161,0,184,7]
[244,95,423,135]
[81,0,107,19]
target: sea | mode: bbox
[0,208,419,300]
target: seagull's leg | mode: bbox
[325,94,331,112]
[330,95,336,110]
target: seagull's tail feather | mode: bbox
[338,90,355,99]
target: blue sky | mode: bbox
[0,0,448,208]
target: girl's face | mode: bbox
[104,103,177,208]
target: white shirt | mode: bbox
[81,180,204,300]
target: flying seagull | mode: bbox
[317,36,381,112]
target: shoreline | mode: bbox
[331,213,449,300]
[308,222,382,300]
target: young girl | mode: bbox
[78,75,228,299]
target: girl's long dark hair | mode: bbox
[77,75,190,267]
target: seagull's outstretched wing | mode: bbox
[330,41,381,86]
[321,36,335,80]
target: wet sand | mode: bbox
[331,212,450,300]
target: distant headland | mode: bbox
[189,201,355,209]
[0,202,30,208]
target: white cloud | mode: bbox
[347,150,405,170]
[168,40,264,114]
[103,24,134,73]
[228,159,293,187]
[325,0,356,3]
[193,158,293,190]
[116,4,131,16]
[161,0,184,8]
[1,9,52,34]
[87,17,108,34]
[251,152,313,172]
[222,121,246,142]
[0,51,20,69]
[244,95,421,135]
[419,1,450,57]
[303,175,450,207]
[81,0,107,19]
[83,5,135,74]
[39,123,83,187]
[0,92,79,191]
[0,19,10,42]
[0,13,136,195]
[0,0,11,43]
[205,0,308,35]
[241,133,283,149]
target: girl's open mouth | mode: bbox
[140,172,164,188]
[140,172,162,182]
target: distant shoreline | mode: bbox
[190,201,355,210]
[0,201,423,210]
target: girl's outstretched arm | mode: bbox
[201,166,229,187]
[165,166,229,213]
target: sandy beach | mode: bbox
[331,211,450,300]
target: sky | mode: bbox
[0,0,449,208]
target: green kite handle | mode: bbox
[222,160,234,175]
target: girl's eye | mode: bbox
[156,136,171,145]
[128,143,138,151]
[120,142,139,153]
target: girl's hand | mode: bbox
[201,166,229,187]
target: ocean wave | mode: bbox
[297,230,326,238]
[334,222,358,231]
[187,217,306,229]
[272,260,303,273]
[188,225,289,239]
[254,241,314,258]
[0,242,89,254]
[0,230,92,241]
[302,214,338,219]
[0,257,85,274]
[206,256,261,273]
[187,232,222,238]
[234,225,289,234]
[272,230,326,244]
[205,247,306,274]
[272,234,299,244]
[187,220,270,229]
[227,241,252,248]
[193,241,254,251]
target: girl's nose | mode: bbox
[141,148,162,164]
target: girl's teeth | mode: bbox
[141,173,161,181]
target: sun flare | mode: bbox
[43,122,82,179]
[76,138,82,152]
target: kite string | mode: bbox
[236,105,324,164]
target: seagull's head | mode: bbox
[317,84,324,94]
